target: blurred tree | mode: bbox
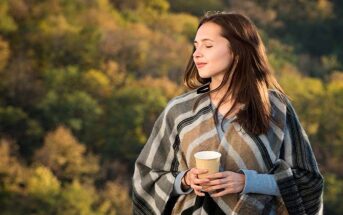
[57,180,97,215]
[38,66,102,132]
[34,126,99,182]
[27,165,60,205]
[316,72,343,175]
[0,0,18,33]
[0,138,25,192]
[266,38,297,74]
[323,173,343,215]
[99,22,191,81]
[82,69,112,98]
[168,0,224,17]
[97,181,132,215]
[103,83,169,166]
[279,65,324,136]
[0,106,43,157]
[0,36,10,71]
[0,0,342,214]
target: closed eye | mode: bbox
[193,45,213,49]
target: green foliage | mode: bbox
[324,173,343,215]
[168,0,343,78]
[316,73,343,174]
[168,0,224,16]
[0,106,43,143]
[279,66,324,136]
[38,66,103,131]
[104,83,169,162]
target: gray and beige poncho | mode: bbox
[132,86,323,215]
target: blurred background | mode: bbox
[0,0,342,214]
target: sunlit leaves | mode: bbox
[0,37,10,71]
[34,126,99,181]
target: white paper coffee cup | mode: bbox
[194,151,221,179]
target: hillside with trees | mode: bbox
[0,0,342,214]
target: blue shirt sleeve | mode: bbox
[172,170,193,196]
[239,169,281,196]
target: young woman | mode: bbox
[132,12,323,215]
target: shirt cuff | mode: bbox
[239,169,281,196]
[172,170,193,196]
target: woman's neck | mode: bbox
[209,78,243,117]
[209,80,231,105]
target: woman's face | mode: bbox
[193,22,233,83]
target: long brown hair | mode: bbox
[184,11,286,135]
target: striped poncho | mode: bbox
[132,86,323,215]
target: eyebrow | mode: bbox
[193,38,214,43]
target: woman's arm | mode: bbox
[239,169,280,196]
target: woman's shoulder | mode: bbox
[267,89,290,119]
[268,89,289,106]
[163,86,208,117]
[166,88,201,109]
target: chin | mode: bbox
[198,72,211,79]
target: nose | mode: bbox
[193,47,202,58]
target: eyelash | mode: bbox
[194,46,213,49]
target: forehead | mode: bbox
[194,22,224,41]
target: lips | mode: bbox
[195,63,207,68]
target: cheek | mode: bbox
[210,48,233,69]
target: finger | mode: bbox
[191,183,205,197]
[207,178,229,186]
[191,168,208,175]
[204,183,229,192]
[210,189,231,198]
[194,190,205,196]
[191,184,203,191]
[193,178,210,185]
[207,172,229,179]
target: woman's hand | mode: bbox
[183,168,210,196]
[203,171,245,197]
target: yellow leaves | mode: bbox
[84,69,110,87]
[59,180,96,214]
[136,0,170,14]
[97,0,112,11]
[328,72,343,92]
[0,1,18,32]
[278,65,324,135]
[80,8,122,32]
[103,60,126,86]
[135,76,184,99]
[35,126,99,180]
[279,64,324,99]
[39,14,80,37]
[0,36,10,71]
[27,165,61,198]
[83,69,112,97]
[99,182,132,215]
[0,138,25,192]
[317,0,333,17]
